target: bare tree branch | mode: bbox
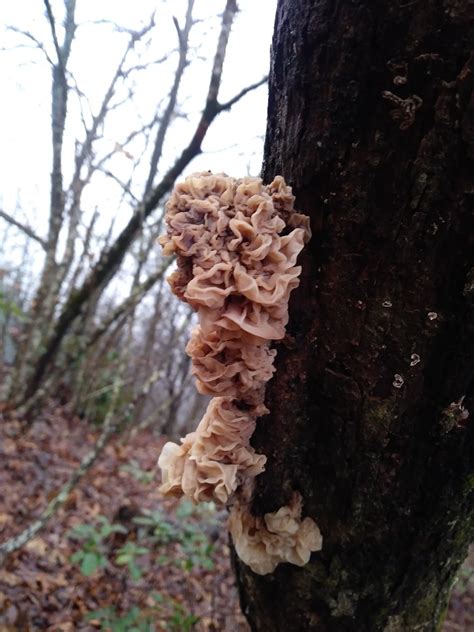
[92,113,161,174]
[43,0,63,68]
[38,17,158,339]
[72,15,156,185]
[5,26,55,66]
[55,14,158,294]
[207,0,237,103]
[217,75,268,112]
[144,0,195,197]
[44,0,76,255]
[22,0,262,402]
[99,169,139,202]
[0,210,47,249]
[65,208,99,295]
[87,260,172,348]
[123,53,171,76]
[6,2,79,398]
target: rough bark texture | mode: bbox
[234,1,474,630]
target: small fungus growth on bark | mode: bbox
[158,172,322,574]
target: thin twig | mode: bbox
[87,260,172,348]
[0,210,47,249]
[144,0,195,197]
[99,169,139,203]
[218,75,268,112]
[43,0,64,73]
[5,26,55,66]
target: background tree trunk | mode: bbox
[234,1,474,630]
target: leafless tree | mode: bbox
[0,0,267,430]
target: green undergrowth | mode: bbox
[69,499,219,630]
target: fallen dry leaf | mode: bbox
[0,406,470,631]
[24,537,48,556]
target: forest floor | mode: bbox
[0,405,472,631]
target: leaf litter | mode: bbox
[0,404,249,631]
[0,403,472,631]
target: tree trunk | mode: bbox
[234,1,474,630]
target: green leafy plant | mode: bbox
[178,523,214,571]
[174,499,196,520]
[86,605,154,632]
[85,594,200,632]
[133,510,178,545]
[175,499,217,522]
[115,541,150,581]
[150,594,199,632]
[73,504,211,628]
[175,500,217,571]
[166,601,200,632]
[120,459,156,484]
[69,516,127,576]
[132,507,215,571]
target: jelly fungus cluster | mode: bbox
[158,172,322,574]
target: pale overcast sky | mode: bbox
[0,0,277,250]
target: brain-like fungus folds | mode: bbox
[158,172,322,574]
[158,397,266,504]
[229,492,323,575]
[186,326,277,398]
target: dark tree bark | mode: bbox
[234,1,474,630]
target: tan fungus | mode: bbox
[158,172,322,574]
[229,492,323,575]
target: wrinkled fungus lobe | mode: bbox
[230,492,323,575]
[158,172,322,574]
